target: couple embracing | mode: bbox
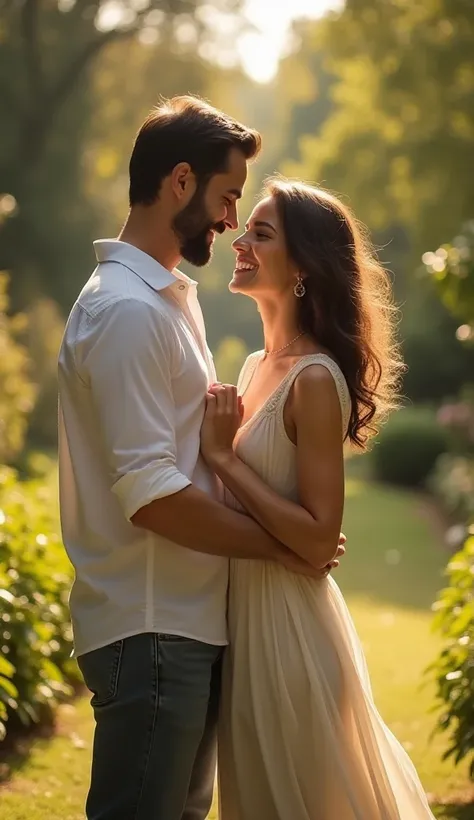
[58,95,435,820]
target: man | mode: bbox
[58,96,342,820]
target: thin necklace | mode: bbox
[264,332,305,357]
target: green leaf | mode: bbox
[0,656,15,678]
[0,675,18,699]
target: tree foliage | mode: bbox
[287,0,474,265]
[0,0,245,312]
[423,220,474,331]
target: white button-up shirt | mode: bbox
[58,240,229,657]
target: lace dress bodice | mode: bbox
[232,351,352,501]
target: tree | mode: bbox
[0,274,36,464]
[0,0,245,311]
[24,297,65,450]
[270,21,335,170]
[287,0,474,267]
[0,0,242,189]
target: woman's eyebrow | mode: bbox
[245,220,277,232]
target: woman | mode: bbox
[200,178,435,820]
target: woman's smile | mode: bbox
[231,254,260,288]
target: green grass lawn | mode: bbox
[1,474,473,819]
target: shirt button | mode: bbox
[178,284,186,291]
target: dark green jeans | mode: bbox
[78,632,223,820]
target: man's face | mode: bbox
[173,147,248,267]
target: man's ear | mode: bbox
[170,162,197,202]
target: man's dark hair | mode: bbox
[129,95,262,206]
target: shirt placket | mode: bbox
[172,283,210,371]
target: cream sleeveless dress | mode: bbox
[218,352,435,820]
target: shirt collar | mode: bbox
[93,239,198,296]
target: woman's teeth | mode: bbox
[235,260,258,271]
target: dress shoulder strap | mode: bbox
[273,354,352,436]
[237,351,263,395]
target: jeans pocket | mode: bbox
[78,640,124,707]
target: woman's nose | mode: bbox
[232,234,250,251]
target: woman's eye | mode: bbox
[256,232,270,240]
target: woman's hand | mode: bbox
[200,384,244,467]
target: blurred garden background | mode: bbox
[1,0,473,818]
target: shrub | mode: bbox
[0,464,78,743]
[428,534,474,778]
[371,407,450,487]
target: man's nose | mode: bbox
[225,203,239,231]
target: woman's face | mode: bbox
[229,196,298,297]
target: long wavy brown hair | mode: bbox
[264,177,404,448]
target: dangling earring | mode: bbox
[294,274,306,298]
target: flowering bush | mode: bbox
[427,534,474,778]
[424,223,474,777]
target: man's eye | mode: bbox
[223,198,232,206]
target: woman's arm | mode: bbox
[201,367,344,571]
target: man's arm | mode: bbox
[80,298,302,566]
[131,485,290,560]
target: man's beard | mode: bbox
[173,184,226,267]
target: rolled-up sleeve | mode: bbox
[79,298,191,520]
